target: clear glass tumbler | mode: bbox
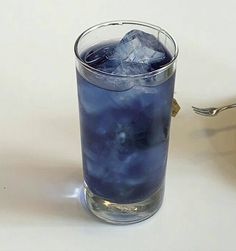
[74,21,178,224]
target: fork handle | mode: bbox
[220,103,236,112]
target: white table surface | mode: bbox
[1,0,236,250]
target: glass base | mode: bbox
[83,183,165,225]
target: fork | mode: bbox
[192,103,236,116]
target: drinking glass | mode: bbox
[74,20,178,224]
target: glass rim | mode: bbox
[74,20,179,79]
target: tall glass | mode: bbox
[74,21,178,224]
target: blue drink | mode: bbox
[74,21,178,224]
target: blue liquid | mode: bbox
[77,42,175,204]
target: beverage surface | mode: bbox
[82,29,172,76]
[77,30,175,203]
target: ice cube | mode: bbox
[84,44,115,67]
[121,29,162,51]
[110,85,160,109]
[112,61,149,75]
[91,29,167,77]
[108,29,166,75]
[78,77,114,114]
[112,37,165,64]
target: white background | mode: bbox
[1,0,236,250]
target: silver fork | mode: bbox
[192,103,236,116]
